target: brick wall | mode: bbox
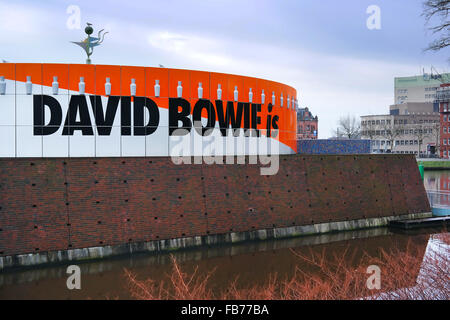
[0,154,430,256]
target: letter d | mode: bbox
[33,95,62,135]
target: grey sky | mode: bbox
[0,0,448,138]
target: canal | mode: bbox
[0,171,448,300]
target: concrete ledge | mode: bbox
[0,212,432,271]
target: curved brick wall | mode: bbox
[0,154,430,257]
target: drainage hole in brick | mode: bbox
[68,244,72,248]
[32,183,36,186]
[180,214,183,217]
[129,238,132,242]
[97,221,101,224]
[178,196,182,199]
[99,241,103,245]
[182,233,185,237]
[35,248,39,251]
[177,178,180,181]
[150,179,154,182]
[66,202,69,206]
[32,204,37,208]
[204,212,208,216]
[152,198,156,201]
[125,199,129,202]
[154,217,158,220]
[30,163,34,166]
[34,225,38,229]
[123,180,127,183]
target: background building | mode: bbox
[297,107,318,140]
[436,84,450,158]
[361,102,439,155]
[395,71,450,104]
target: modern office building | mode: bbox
[297,107,318,140]
[361,102,439,155]
[395,72,450,104]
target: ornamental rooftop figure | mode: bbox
[71,23,108,64]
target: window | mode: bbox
[410,140,413,145]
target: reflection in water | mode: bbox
[424,170,450,192]
[0,227,439,300]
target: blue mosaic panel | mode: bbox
[297,140,371,154]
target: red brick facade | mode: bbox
[297,107,318,140]
[0,155,429,257]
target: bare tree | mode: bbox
[334,115,360,139]
[431,121,441,155]
[411,123,432,156]
[382,123,404,153]
[423,0,450,52]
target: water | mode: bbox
[0,171,448,300]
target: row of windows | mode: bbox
[425,87,438,92]
[395,140,423,146]
[397,89,408,94]
[425,94,436,99]
[362,128,433,136]
[362,119,438,126]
